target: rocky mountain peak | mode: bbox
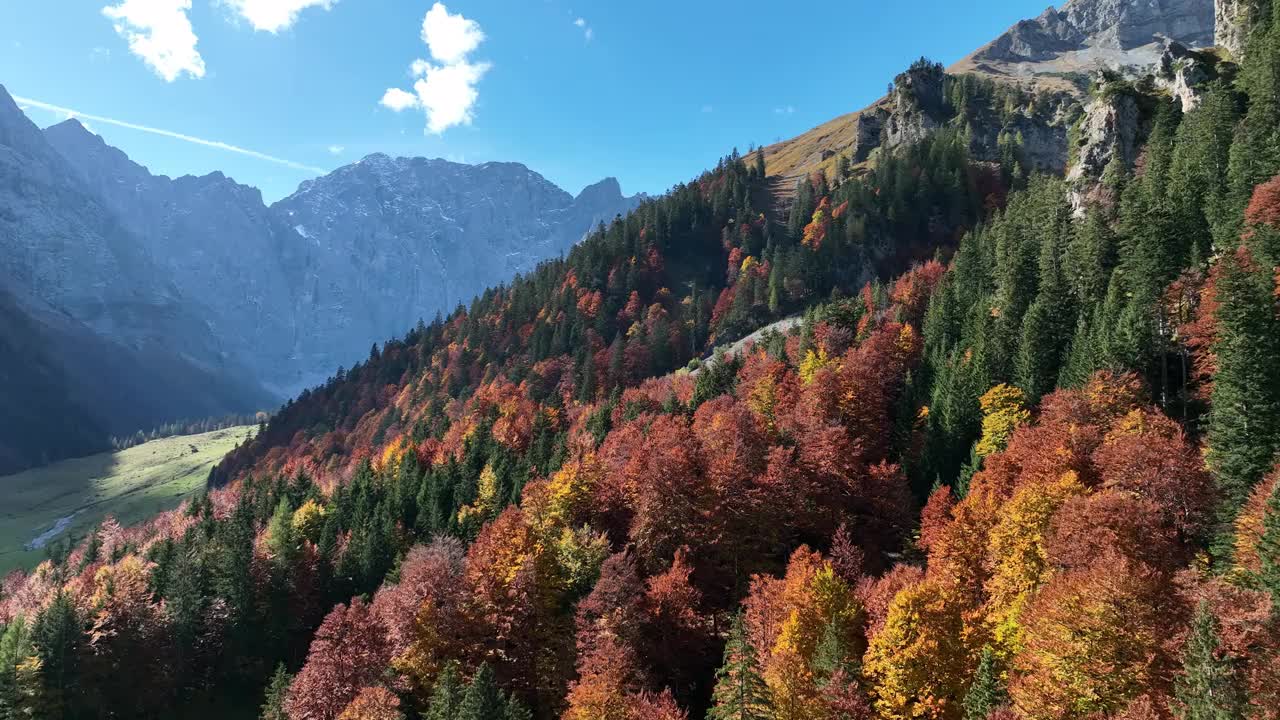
[576,177,625,204]
[962,0,1215,82]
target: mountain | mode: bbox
[42,118,307,392]
[0,86,277,473]
[760,0,1218,184]
[954,0,1215,81]
[40,118,642,396]
[271,154,641,390]
[8,0,1280,718]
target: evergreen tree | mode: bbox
[1207,250,1280,539]
[426,661,466,720]
[31,591,81,718]
[266,497,297,569]
[503,692,533,720]
[1258,481,1280,611]
[1174,602,1246,720]
[0,617,42,720]
[260,664,292,720]
[708,613,774,720]
[963,645,1006,720]
[811,620,855,687]
[457,663,505,720]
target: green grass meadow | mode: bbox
[0,425,255,574]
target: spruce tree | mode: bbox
[32,590,81,717]
[1175,602,1246,720]
[457,663,505,720]
[963,645,1006,720]
[708,613,774,720]
[426,661,466,720]
[811,620,855,687]
[1207,250,1280,540]
[260,664,292,720]
[503,692,533,720]
[1258,481,1280,611]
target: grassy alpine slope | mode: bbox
[0,425,255,574]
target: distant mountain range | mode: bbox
[0,85,639,473]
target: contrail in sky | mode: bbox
[13,95,327,174]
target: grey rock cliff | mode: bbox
[1067,86,1142,215]
[0,86,278,453]
[27,100,641,398]
[1215,0,1251,58]
[1155,40,1217,111]
[269,155,640,391]
[964,0,1215,81]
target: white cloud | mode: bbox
[573,17,592,41]
[381,3,490,135]
[222,0,337,33]
[327,144,344,155]
[102,0,205,82]
[14,95,326,174]
[421,2,485,64]
[380,87,420,112]
[774,105,796,115]
[90,46,112,63]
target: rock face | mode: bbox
[271,155,641,390]
[883,62,948,150]
[1155,40,1217,111]
[1067,87,1142,214]
[43,119,306,389]
[962,0,1215,82]
[845,61,1078,178]
[759,0,1217,184]
[0,87,279,471]
[21,92,640,397]
[1215,0,1251,58]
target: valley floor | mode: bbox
[0,425,255,574]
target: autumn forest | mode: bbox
[7,5,1280,720]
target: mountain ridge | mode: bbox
[32,105,642,396]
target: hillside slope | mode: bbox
[759,0,1216,184]
[5,1,1280,719]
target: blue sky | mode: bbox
[1,0,1051,203]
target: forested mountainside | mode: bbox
[0,81,637,472]
[9,2,1280,720]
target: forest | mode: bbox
[5,6,1280,720]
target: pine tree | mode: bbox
[0,617,40,719]
[426,661,466,720]
[708,613,774,720]
[266,497,297,569]
[457,663,505,720]
[963,646,1005,720]
[1207,249,1280,538]
[503,692,533,720]
[1174,601,1246,720]
[811,620,854,687]
[260,664,292,720]
[1258,481,1280,611]
[31,590,81,717]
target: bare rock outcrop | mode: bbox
[1067,85,1142,214]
